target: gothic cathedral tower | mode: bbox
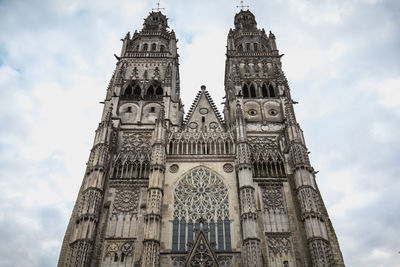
[58,9,344,267]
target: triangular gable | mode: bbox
[184,229,219,267]
[184,86,224,129]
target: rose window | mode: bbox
[172,167,231,252]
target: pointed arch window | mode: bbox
[133,85,141,95]
[262,84,268,97]
[156,86,163,95]
[268,84,276,97]
[172,167,231,252]
[250,84,257,97]
[254,43,258,51]
[147,86,154,95]
[238,44,243,52]
[242,84,249,98]
[143,43,148,51]
[160,45,165,52]
[246,43,250,51]
[124,85,133,95]
[151,43,157,51]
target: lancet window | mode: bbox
[172,167,231,252]
[251,153,286,178]
[133,85,141,95]
[250,84,257,97]
[145,83,163,99]
[248,136,286,178]
[147,86,154,95]
[112,159,150,179]
[242,84,249,98]
[125,86,132,95]
[269,84,276,97]
[261,83,276,98]
[243,83,257,98]
[122,83,141,99]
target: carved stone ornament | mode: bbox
[261,184,286,213]
[189,122,198,129]
[169,164,179,173]
[223,163,234,173]
[218,256,233,267]
[209,122,218,129]
[171,256,185,267]
[104,240,135,258]
[248,136,277,151]
[266,234,293,255]
[113,188,139,213]
[199,108,209,114]
[118,131,152,163]
[185,230,219,267]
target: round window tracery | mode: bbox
[248,109,257,116]
[174,167,229,221]
[268,109,278,116]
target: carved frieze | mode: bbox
[248,136,278,153]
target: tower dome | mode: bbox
[234,9,257,30]
[143,11,168,30]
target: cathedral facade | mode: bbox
[58,9,345,267]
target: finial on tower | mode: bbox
[152,1,165,12]
[236,0,249,10]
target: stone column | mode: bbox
[235,104,263,267]
[284,100,338,267]
[58,107,114,267]
[141,114,167,267]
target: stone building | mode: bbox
[58,9,345,267]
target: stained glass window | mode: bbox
[172,167,231,252]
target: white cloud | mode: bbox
[378,78,400,107]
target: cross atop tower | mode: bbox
[152,1,165,12]
[236,0,249,10]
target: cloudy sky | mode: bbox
[0,0,399,266]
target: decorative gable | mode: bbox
[184,85,224,131]
[184,227,219,267]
